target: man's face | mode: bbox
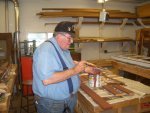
[57,32,73,50]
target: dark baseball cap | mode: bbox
[54,21,76,38]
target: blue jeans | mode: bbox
[34,94,77,113]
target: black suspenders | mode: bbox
[46,41,73,94]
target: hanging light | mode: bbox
[98,0,109,22]
[97,0,108,3]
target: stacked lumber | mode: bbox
[37,8,136,19]
[73,37,134,43]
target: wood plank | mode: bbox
[45,21,134,26]
[136,3,150,18]
[42,8,122,13]
[109,12,136,18]
[87,59,112,67]
[73,37,134,43]
[80,75,88,83]
[103,85,125,96]
[37,10,136,19]
[112,98,139,109]
[80,83,112,110]
[113,85,134,96]
[37,12,100,18]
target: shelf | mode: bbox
[45,21,134,26]
[73,37,134,43]
[37,8,136,19]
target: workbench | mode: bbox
[112,60,150,79]
[111,55,150,79]
[77,90,139,113]
[0,64,17,113]
[75,70,150,113]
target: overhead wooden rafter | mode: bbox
[37,8,136,19]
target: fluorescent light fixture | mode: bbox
[97,0,108,3]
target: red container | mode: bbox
[21,56,33,95]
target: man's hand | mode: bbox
[72,61,87,74]
[84,66,101,75]
[84,62,100,74]
[73,60,79,65]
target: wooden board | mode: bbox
[87,59,112,67]
[113,85,134,96]
[136,3,150,18]
[80,83,112,110]
[37,8,136,19]
[73,37,134,43]
[78,91,101,113]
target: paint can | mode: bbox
[88,74,101,88]
[95,74,100,87]
[88,74,95,87]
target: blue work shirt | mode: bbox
[32,37,80,100]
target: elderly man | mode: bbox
[33,21,96,113]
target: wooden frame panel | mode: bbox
[0,33,13,63]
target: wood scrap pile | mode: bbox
[0,61,11,102]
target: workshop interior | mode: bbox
[0,0,150,113]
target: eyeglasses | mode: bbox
[60,33,73,43]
